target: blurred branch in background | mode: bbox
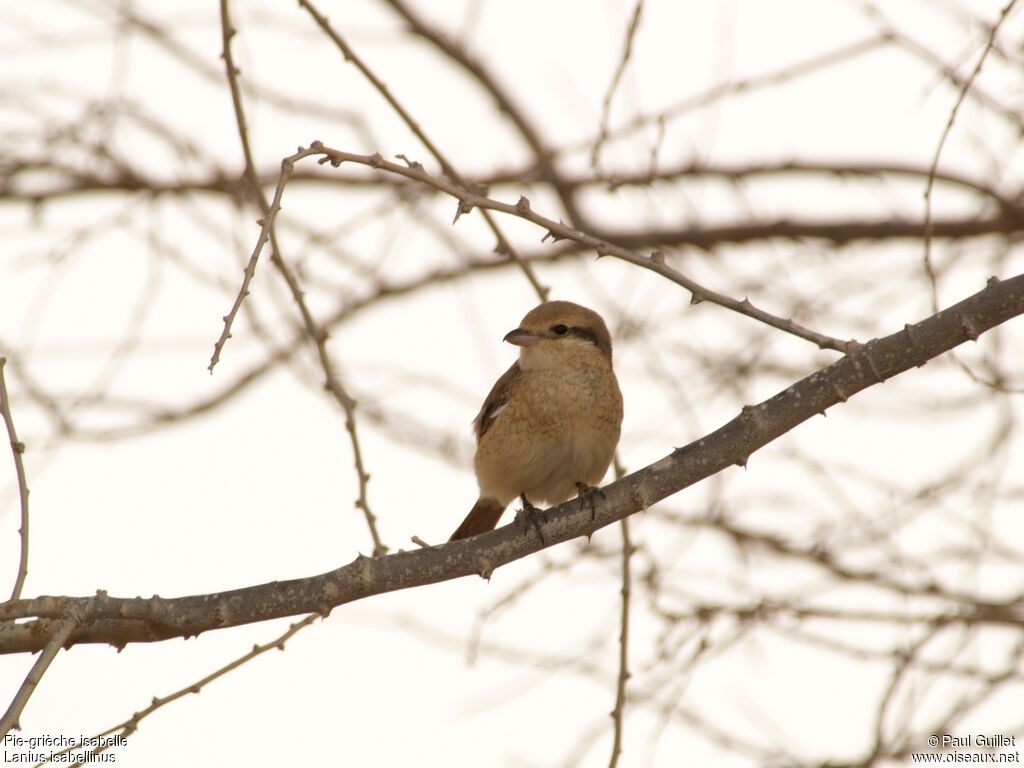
[1,0,1023,765]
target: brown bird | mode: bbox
[449,300,623,541]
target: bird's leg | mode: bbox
[576,482,607,521]
[514,494,548,545]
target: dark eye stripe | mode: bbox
[568,326,599,345]
[565,326,612,357]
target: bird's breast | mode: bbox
[474,361,622,507]
[522,369,620,428]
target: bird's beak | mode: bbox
[504,328,540,347]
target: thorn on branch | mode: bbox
[830,379,849,403]
[632,484,653,510]
[515,195,531,213]
[650,250,665,264]
[452,198,474,224]
[395,153,423,170]
[958,312,980,341]
[852,342,885,383]
[741,405,765,430]
[903,325,926,367]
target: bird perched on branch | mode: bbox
[449,301,623,541]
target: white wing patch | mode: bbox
[480,402,508,433]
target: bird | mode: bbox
[448,300,623,541]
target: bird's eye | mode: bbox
[552,324,569,335]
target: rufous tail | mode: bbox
[449,498,505,541]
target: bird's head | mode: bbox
[504,300,613,370]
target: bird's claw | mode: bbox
[514,494,548,544]
[576,482,606,521]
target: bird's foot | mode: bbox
[514,495,548,545]
[576,482,606,521]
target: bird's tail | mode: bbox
[449,498,505,541]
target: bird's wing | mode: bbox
[472,361,521,442]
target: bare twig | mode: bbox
[73,1,367,130]
[608,517,633,768]
[592,0,645,172]
[312,144,854,352]
[864,627,938,762]
[216,1,385,556]
[37,614,318,766]
[0,358,30,601]
[922,0,1018,309]
[566,33,892,155]
[297,0,549,301]
[381,0,585,227]
[1,600,90,735]
[864,2,1022,129]
[205,152,292,374]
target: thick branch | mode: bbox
[1,272,1022,654]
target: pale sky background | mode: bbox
[2,1,1024,766]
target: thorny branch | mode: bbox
[37,615,319,765]
[2,271,1021,653]
[310,143,854,352]
[214,0,385,556]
